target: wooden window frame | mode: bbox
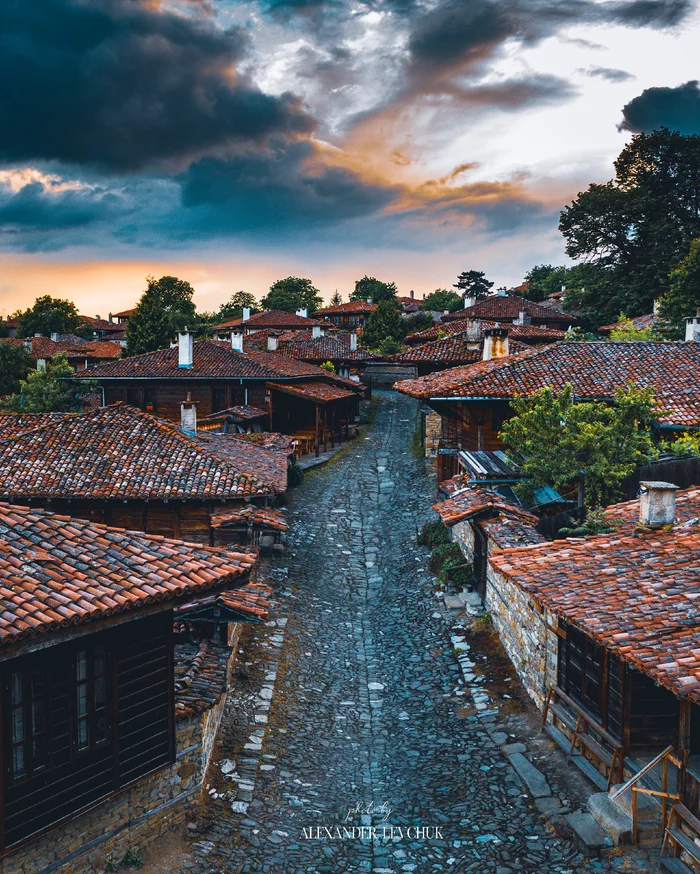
[4,662,51,786]
[71,643,111,758]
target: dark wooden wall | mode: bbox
[103,381,265,422]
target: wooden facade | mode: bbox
[0,612,174,852]
[433,400,511,481]
[103,381,266,423]
[268,386,359,457]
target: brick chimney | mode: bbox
[638,481,678,529]
[482,327,509,360]
[312,325,322,339]
[685,309,700,342]
[242,307,251,322]
[267,333,278,351]
[231,331,244,353]
[180,392,197,436]
[295,308,308,319]
[464,295,476,309]
[177,330,195,368]
[350,332,358,352]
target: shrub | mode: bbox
[418,520,451,548]
[287,464,304,488]
[429,542,463,572]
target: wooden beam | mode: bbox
[315,404,320,457]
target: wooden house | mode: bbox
[313,300,376,329]
[211,309,324,339]
[243,330,380,380]
[5,335,122,371]
[402,319,566,347]
[0,502,261,869]
[441,290,579,331]
[0,405,288,547]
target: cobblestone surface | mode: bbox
[176,391,650,874]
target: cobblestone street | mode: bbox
[172,391,649,874]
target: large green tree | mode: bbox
[16,295,82,338]
[522,265,569,301]
[360,300,402,350]
[453,270,493,300]
[560,129,700,325]
[261,277,322,313]
[350,276,398,303]
[126,275,197,356]
[1,353,97,413]
[500,383,659,507]
[0,341,31,395]
[215,291,260,322]
[658,239,700,338]
[421,289,462,312]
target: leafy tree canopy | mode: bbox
[16,295,82,338]
[0,341,31,396]
[350,276,397,303]
[360,299,402,350]
[1,353,97,413]
[380,337,402,355]
[522,265,569,302]
[559,129,700,325]
[329,291,343,307]
[126,275,197,356]
[400,312,435,339]
[453,270,493,300]
[607,314,655,342]
[421,288,462,312]
[500,383,659,507]
[657,238,700,338]
[262,277,322,313]
[215,291,260,322]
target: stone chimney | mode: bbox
[516,310,531,326]
[267,333,278,351]
[295,308,308,319]
[231,331,244,353]
[464,295,476,309]
[410,289,415,300]
[482,327,509,360]
[180,392,197,436]
[242,307,251,322]
[178,330,195,368]
[685,309,700,342]
[463,319,482,343]
[367,298,373,306]
[638,481,678,529]
[108,312,114,323]
[312,325,322,339]
[350,332,358,352]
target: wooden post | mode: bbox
[315,404,320,457]
[679,699,692,803]
[268,387,273,432]
[331,406,335,448]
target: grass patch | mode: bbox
[410,426,424,459]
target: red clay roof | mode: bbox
[194,433,288,494]
[174,638,231,720]
[198,405,268,423]
[112,308,136,318]
[7,336,122,361]
[268,381,357,403]
[234,432,296,455]
[604,486,700,530]
[0,405,275,500]
[211,505,288,531]
[598,313,660,335]
[404,320,566,346]
[396,341,700,426]
[433,483,539,528]
[391,336,529,364]
[0,502,257,647]
[315,301,377,316]
[212,310,324,331]
[266,332,381,363]
[489,520,700,704]
[442,294,578,324]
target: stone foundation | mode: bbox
[424,411,442,458]
[450,519,475,562]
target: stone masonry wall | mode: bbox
[424,411,442,458]
[484,559,559,710]
[450,519,475,563]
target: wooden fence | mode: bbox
[619,455,700,500]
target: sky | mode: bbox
[1,0,700,316]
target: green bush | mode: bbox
[287,464,304,488]
[418,520,451,548]
[429,542,463,572]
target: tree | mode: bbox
[16,295,81,338]
[0,341,31,395]
[329,291,343,307]
[500,383,659,507]
[350,276,398,303]
[126,275,197,356]
[215,291,260,322]
[1,353,97,413]
[522,265,569,302]
[453,270,493,300]
[421,289,462,312]
[261,277,322,313]
[607,315,655,341]
[360,300,402,350]
[560,129,700,325]
[380,337,402,355]
[400,312,435,339]
[657,239,700,338]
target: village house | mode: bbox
[211,309,324,339]
[397,341,700,480]
[79,316,127,344]
[441,290,579,331]
[243,329,380,380]
[0,501,267,873]
[313,300,377,329]
[0,404,289,548]
[390,328,530,376]
[6,334,122,371]
[403,319,566,347]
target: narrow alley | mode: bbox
[168,391,638,874]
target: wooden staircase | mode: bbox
[661,803,700,873]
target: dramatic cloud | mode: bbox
[579,66,635,82]
[0,0,313,170]
[621,80,700,134]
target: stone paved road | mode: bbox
[183,391,637,874]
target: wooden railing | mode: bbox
[661,800,700,868]
[611,745,680,844]
[542,686,624,789]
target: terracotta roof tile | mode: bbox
[433,483,539,528]
[212,310,324,330]
[442,293,578,324]
[198,405,268,423]
[194,433,288,494]
[253,331,380,363]
[211,505,288,531]
[599,313,660,334]
[267,381,357,403]
[233,432,296,455]
[315,301,377,315]
[174,638,230,719]
[0,502,257,647]
[391,336,529,364]
[404,320,566,346]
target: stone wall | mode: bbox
[363,363,418,387]
[424,411,442,458]
[450,519,475,563]
[484,558,558,710]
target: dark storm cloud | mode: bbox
[440,74,575,108]
[178,140,396,231]
[0,0,314,170]
[621,81,700,134]
[579,66,635,82]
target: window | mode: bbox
[8,665,49,782]
[74,645,109,753]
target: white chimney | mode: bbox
[267,334,278,351]
[242,307,251,322]
[37,358,46,372]
[685,310,700,342]
[350,332,358,352]
[312,326,322,339]
[561,285,566,292]
[34,332,42,338]
[178,330,194,368]
[464,319,482,343]
[295,308,308,319]
[24,339,32,353]
[180,393,197,436]
[50,331,59,342]
[231,332,244,353]
[464,295,476,309]
[653,298,660,316]
[497,287,507,297]
[367,298,373,306]
[482,328,509,361]
[638,481,678,529]
[516,310,531,326]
